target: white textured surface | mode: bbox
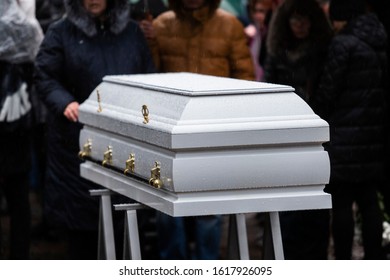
[104,72,294,96]
[79,73,329,149]
[80,127,330,192]
[78,73,330,193]
[80,162,332,217]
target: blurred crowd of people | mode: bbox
[0,0,389,260]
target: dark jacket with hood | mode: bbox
[34,0,155,230]
[310,13,388,188]
[264,0,332,101]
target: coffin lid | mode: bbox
[78,73,329,149]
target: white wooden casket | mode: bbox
[78,73,331,216]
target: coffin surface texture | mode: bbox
[78,73,330,197]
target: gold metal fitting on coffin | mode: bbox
[78,139,92,159]
[149,161,163,189]
[124,153,135,175]
[96,89,102,113]
[142,105,149,124]
[102,146,113,166]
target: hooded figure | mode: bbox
[264,0,332,101]
[34,0,155,259]
[310,0,388,259]
[263,0,333,260]
[145,0,254,80]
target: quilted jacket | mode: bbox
[310,13,388,187]
[149,0,255,80]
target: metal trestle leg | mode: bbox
[90,189,116,260]
[114,203,148,260]
[227,213,250,260]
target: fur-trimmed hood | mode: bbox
[267,0,332,56]
[64,0,130,37]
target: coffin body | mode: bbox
[78,73,330,195]
[79,73,330,212]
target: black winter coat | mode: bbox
[263,0,332,101]
[310,13,388,188]
[34,5,155,230]
[264,41,328,101]
[0,62,33,175]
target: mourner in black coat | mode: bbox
[264,0,332,102]
[310,0,388,259]
[264,0,333,260]
[1,0,44,259]
[34,0,155,259]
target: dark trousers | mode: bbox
[330,184,383,259]
[0,174,31,259]
[157,214,222,260]
[280,209,330,259]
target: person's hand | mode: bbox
[64,101,79,122]
[139,19,155,39]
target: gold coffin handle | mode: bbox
[124,154,135,175]
[97,89,102,113]
[78,139,92,159]
[102,146,113,166]
[149,161,163,189]
[142,105,149,124]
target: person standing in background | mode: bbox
[29,0,65,242]
[245,0,273,81]
[264,0,332,102]
[34,0,155,259]
[142,0,254,79]
[264,0,333,259]
[0,0,43,259]
[310,0,387,259]
[140,0,254,259]
[365,1,390,255]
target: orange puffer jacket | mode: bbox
[149,3,255,80]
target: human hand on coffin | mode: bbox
[64,101,79,122]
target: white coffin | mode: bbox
[78,73,331,216]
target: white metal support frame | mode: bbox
[84,163,331,260]
[269,212,284,260]
[97,200,280,260]
[90,189,116,260]
[114,203,148,260]
[227,214,250,260]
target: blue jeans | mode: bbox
[156,213,222,259]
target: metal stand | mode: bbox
[85,163,331,260]
[227,212,284,260]
[90,189,116,260]
[262,212,284,260]
[92,192,282,260]
[114,203,148,260]
[227,214,250,260]
[90,192,257,260]
[269,212,284,259]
